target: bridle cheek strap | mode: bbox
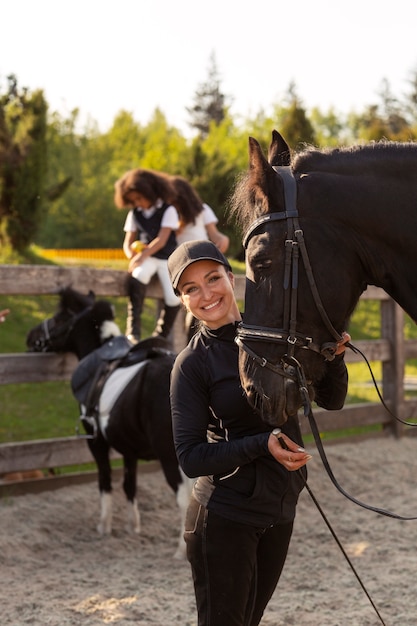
[237,166,341,378]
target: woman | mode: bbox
[168,240,349,626]
[114,169,181,343]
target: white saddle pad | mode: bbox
[98,360,147,432]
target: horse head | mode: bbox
[26,286,121,358]
[230,131,361,427]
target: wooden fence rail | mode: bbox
[1,264,416,485]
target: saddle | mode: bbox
[71,335,175,436]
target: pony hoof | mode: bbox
[125,523,141,535]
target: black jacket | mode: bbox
[170,322,348,528]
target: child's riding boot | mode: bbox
[152,305,180,342]
[126,275,146,344]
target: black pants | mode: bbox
[184,496,294,626]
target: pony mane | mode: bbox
[58,286,95,313]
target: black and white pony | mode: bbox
[26,286,192,558]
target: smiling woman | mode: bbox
[167,240,349,626]
[169,240,240,330]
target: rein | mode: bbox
[275,429,387,626]
[348,341,417,427]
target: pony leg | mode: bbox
[123,456,140,534]
[87,436,113,535]
[173,469,194,560]
[98,492,113,535]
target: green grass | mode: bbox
[2,381,78,442]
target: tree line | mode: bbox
[2,59,417,259]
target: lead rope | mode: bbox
[302,479,387,626]
[347,341,417,427]
[275,430,387,625]
[288,355,417,520]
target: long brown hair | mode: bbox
[170,176,204,225]
[114,169,176,209]
[114,168,206,226]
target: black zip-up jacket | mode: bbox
[170,322,348,528]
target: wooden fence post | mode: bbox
[381,299,405,437]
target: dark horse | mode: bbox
[230,130,417,427]
[26,287,192,558]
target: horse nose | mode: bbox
[284,378,308,415]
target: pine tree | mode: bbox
[187,52,227,137]
[0,75,48,251]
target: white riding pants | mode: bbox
[132,257,180,307]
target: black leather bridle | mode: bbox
[236,165,343,393]
[28,306,93,352]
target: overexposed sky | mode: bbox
[2,0,417,134]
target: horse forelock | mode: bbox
[229,166,285,233]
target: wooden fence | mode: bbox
[1,264,417,492]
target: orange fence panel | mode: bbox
[41,249,126,260]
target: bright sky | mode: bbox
[2,0,417,136]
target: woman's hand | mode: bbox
[0,309,10,323]
[335,331,351,355]
[267,431,312,471]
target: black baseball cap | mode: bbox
[168,240,232,294]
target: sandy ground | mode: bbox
[1,435,417,626]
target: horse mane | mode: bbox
[228,171,255,232]
[229,139,417,232]
[292,140,417,177]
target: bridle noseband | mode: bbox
[235,165,343,393]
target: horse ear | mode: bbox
[248,136,268,171]
[248,136,285,215]
[268,130,291,166]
